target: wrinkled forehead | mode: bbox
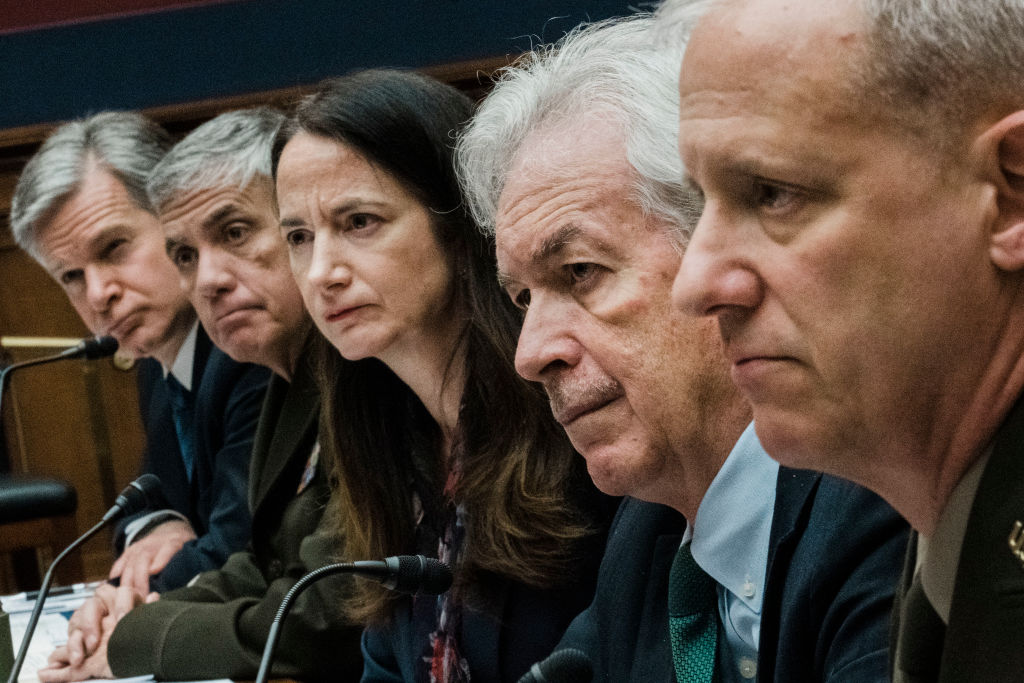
[495,119,631,259]
[498,115,630,215]
[161,178,276,236]
[681,0,867,104]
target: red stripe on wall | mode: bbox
[0,0,247,34]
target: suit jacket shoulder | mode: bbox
[763,468,908,682]
[555,497,683,682]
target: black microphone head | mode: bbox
[63,335,119,360]
[385,555,453,594]
[521,649,593,683]
[105,474,162,521]
[82,336,119,359]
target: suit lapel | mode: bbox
[186,325,212,504]
[250,361,318,516]
[758,467,821,682]
[191,324,212,389]
[888,530,918,679]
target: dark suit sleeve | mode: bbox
[109,497,363,681]
[151,360,269,591]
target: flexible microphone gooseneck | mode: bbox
[0,336,119,386]
[253,555,453,683]
[5,474,161,683]
[516,648,594,683]
[0,336,119,467]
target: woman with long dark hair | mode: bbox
[271,69,608,682]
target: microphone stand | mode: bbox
[0,351,10,471]
[5,519,107,683]
[254,556,452,683]
[4,473,159,683]
[0,336,118,471]
[253,563,354,683]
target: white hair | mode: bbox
[652,0,718,43]
[10,111,172,259]
[147,107,285,213]
[456,14,700,241]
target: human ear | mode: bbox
[984,110,1024,271]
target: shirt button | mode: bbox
[739,656,757,679]
[741,580,756,599]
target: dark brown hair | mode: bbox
[272,70,595,624]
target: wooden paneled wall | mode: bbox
[0,179,145,589]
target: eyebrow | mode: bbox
[48,224,132,277]
[164,230,190,250]
[278,197,384,230]
[202,203,245,233]
[536,223,583,262]
[91,223,129,245]
[496,222,583,290]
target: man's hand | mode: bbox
[59,566,159,668]
[110,519,195,596]
[37,613,116,683]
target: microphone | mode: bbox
[102,473,162,522]
[517,649,593,683]
[60,335,119,360]
[345,555,454,594]
[253,555,452,683]
[5,474,162,683]
[0,335,118,467]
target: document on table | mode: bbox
[1,586,233,683]
[1,583,101,683]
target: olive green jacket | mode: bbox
[109,355,362,681]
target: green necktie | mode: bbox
[165,373,196,481]
[668,542,718,683]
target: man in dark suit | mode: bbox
[129,323,268,591]
[660,0,1024,680]
[36,108,362,682]
[8,111,266,595]
[457,15,907,681]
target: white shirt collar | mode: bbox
[162,321,199,391]
[917,446,992,623]
[687,422,779,614]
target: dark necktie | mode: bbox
[165,374,196,481]
[895,573,945,683]
[668,542,718,683]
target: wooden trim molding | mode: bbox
[0,55,512,150]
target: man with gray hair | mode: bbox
[10,111,267,595]
[457,15,906,682]
[39,108,362,683]
[663,0,1024,679]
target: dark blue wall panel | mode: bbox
[0,0,637,129]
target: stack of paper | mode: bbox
[1,582,101,683]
